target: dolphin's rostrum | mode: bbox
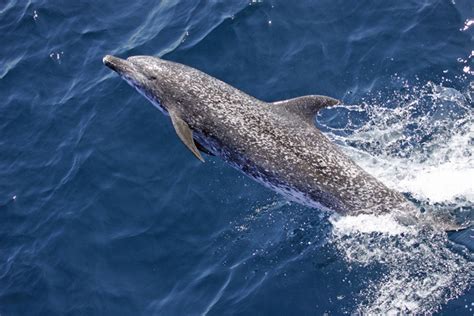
[103,55,464,229]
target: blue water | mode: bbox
[1,0,473,314]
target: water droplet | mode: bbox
[49,51,64,63]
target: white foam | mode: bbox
[399,161,474,203]
[319,80,474,314]
[330,219,473,314]
[330,213,414,236]
[323,81,473,206]
[347,124,474,204]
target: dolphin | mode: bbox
[102,55,466,230]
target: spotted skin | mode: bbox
[103,55,413,216]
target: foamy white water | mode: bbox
[322,80,473,216]
[330,215,473,314]
[329,213,414,236]
[347,124,473,204]
[321,80,474,314]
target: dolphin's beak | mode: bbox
[103,55,134,75]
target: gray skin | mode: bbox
[103,55,439,224]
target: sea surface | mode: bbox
[1,0,473,315]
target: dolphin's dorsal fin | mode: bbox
[272,95,340,122]
[169,111,205,162]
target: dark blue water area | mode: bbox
[1,0,473,315]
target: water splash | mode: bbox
[319,79,474,313]
[320,80,473,220]
[330,216,473,314]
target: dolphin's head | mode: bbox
[103,55,187,114]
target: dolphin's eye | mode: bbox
[149,75,157,80]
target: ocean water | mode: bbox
[0,0,473,314]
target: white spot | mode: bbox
[49,51,64,63]
[330,213,413,236]
[460,19,474,31]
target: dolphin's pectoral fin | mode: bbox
[169,111,205,162]
[195,140,215,156]
[272,95,340,123]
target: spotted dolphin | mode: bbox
[102,55,464,230]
